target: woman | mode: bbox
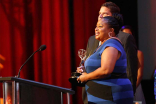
[121,25,146,104]
[77,14,133,104]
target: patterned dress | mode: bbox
[84,38,134,104]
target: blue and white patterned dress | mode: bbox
[84,38,134,104]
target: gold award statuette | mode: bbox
[68,49,87,87]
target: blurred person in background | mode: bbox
[121,25,146,104]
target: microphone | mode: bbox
[17,45,46,78]
[38,45,46,51]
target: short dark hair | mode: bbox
[103,13,123,35]
[101,2,120,14]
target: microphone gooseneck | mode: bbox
[17,45,46,78]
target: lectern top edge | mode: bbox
[0,77,75,94]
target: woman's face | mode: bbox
[95,19,111,42]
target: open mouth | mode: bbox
[95,32,99,36]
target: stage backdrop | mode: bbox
[0,0,105,104]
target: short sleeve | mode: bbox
[98,39,123,56]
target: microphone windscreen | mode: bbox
[39,45,46,51]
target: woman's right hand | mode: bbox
[76,65,85,73]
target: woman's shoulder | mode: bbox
[105,37,122,45]
[99,37,124,51]
[102,37,125,53]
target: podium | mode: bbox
[0,77,75,104]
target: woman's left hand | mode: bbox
[77,72,88,83]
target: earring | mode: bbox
[108,32,112,38]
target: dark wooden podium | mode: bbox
[0,77,75,104]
